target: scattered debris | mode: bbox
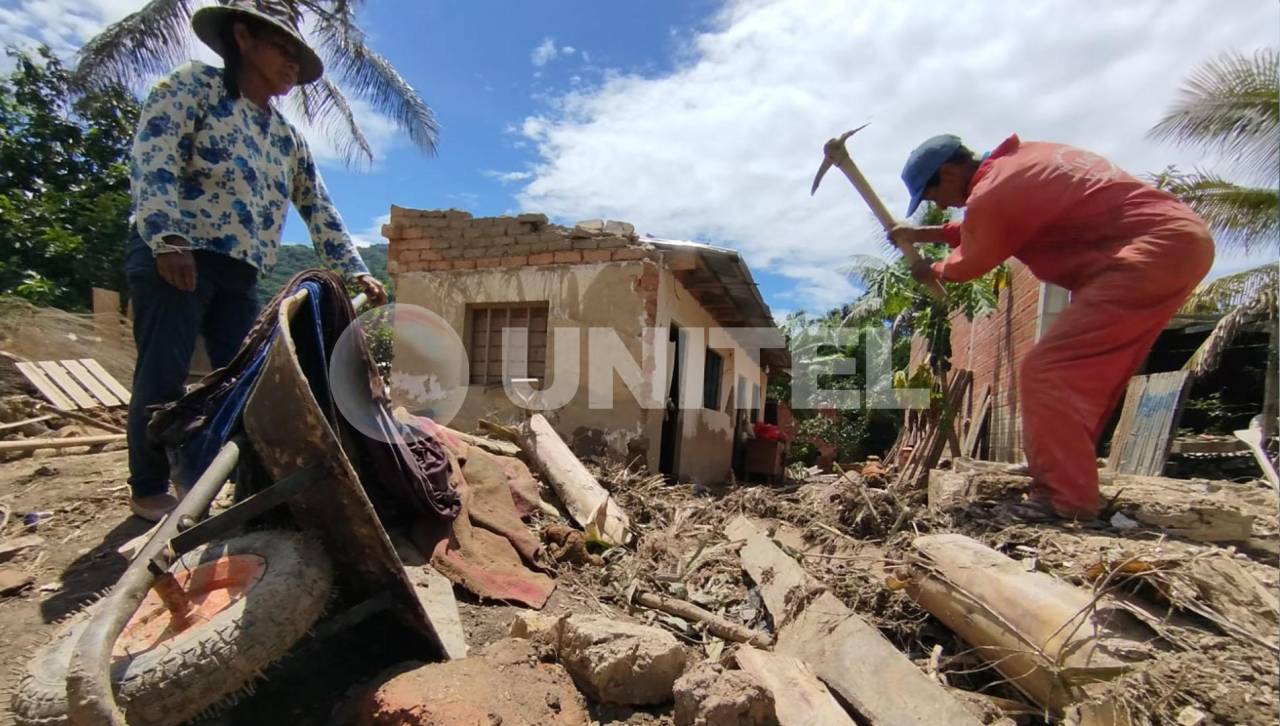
[734,646,851,726]
[522,414,632,546]
[905,533,1157,715]
[673,660,778,726]
[728,516,982,726]
[555,614,689,705]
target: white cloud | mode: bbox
[517,0,1278,312]
[350,213,392,247]
[531,37,558,66]
[483,169,535,183]
[562,46,576,56]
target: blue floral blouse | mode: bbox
[130,61,369,279]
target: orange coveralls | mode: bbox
[935,135,1214,515]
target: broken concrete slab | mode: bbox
[733,646,850,726]
[673,661,778,726]
[728,516,982,726]
[407,565,468,660]
[350,639,588,725]
[556,614,688,706]
[906,534,1156,716]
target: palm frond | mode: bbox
[73,0,195,89]
[1149,48,1279,182]
[1184,271,1276,380]
[291,78,373,167]
[1180,263,1278,314]
[1152,168,1278,254]
[311,10,438,155]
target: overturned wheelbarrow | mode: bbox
[12,278,457,726]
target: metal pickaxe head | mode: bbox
[809,123,869,196]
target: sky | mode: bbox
[1,0,1276,318]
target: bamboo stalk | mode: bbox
[634,591,772,648]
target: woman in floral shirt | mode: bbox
[125,0,386,521]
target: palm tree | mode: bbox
[843,203,1007,376]
[73,0,437,167]
[1149,48,1278,253]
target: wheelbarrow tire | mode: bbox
[11,530,333,726]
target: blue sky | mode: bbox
[1,0,1276,317]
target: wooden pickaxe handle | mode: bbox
[816,132,947,301]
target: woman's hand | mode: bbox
[355,274,388,306]
[155,236,196,291]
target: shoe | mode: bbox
[129,493,179,522]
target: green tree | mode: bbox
[844,202,1007,376]
[1149,48,1278,253]
[0,47,139,310]
[74,0,438,167]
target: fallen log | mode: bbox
[0,434,124,453]
[521,414,631,546]
[634,591,772,648]
[727,516,981,726]
[735,645,856,726]
[905,534,1156,721]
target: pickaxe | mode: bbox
[811,125,947,301]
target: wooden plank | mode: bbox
[61,360,121,407]
[15,361,76,410]
[36,361,98,409]
[1111,372,1190,476]
[728,516,982,726]
[408,565,468,660]
[78,359,131,404]
[0,434,124,453]
[0,415,54,433]
[963,385,992,457]
[735,646,856,726]
[35,403,126,434]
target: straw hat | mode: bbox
[192,0,323,84]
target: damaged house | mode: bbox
[381,207,789,485]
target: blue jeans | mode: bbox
[124,234,260,498]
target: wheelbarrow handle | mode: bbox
[64,286,371,725]
[66,437,244,726]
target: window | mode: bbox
[466,303,548,385]
[702,349,723,410]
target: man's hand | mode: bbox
[889,224,924,247]
[355,274,388,306]
[155,236,196,292]
[910,258,940,286]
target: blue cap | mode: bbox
[901,134,962,217]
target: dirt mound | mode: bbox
[349,638,589,725]
[0,297,135,398]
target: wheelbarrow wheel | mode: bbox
[12,530,333,726]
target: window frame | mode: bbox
[465,302,549,386]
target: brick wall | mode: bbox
[382,206,658,276]
[947,261,1042,461]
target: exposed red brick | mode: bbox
[475,257,501,268]
[553,250,582,264]
[581,249,613,263]
[612,248,649,261]
[453,260,476,270]
[528,252,555,265]
[500,255,529,267]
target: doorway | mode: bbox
[659,324,683,479]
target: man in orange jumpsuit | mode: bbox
[890,134,1214,519]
